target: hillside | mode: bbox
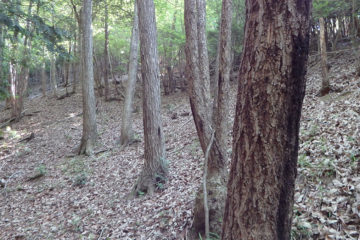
[0,49,359,239]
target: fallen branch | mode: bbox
[18,132,35,143]
[2,171,23,197]
[203,130,215,239]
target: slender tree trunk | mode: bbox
[130,0,167,197]
[319,17,330,96]
[72,33,78,93]
[79,0,97,155]
[41,61,47,97]
[120,0,139,146]
[185,0,231,236]
[221,0,312,239]
[103,0,110,101]
[50,55,58,98]
[331,18,341,51]
[9,0,33,120]
[93,54,103,97]
[353,0,359,37]
[163,0,178,95]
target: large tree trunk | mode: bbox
[319,17,330,96]
[103,0,110,101]
[185,0,231,237]
[78,0,97,156]
[221,0,311,239]
[130,0,167,197]
[120,0,139,146]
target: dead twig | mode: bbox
[3,171,23,197]
[203,129,215,239]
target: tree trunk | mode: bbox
[319,17,330,96]
[103,0,110,101]
[185,0,231,237]
[221,0,311,239]
[41,61,47,97]
[50,55,58,98]
[163,0,178,95]
[93,54,103,97]
[79,0,97,156]
[130,0,167,197]
[120,0,139,146]
[10,0,32,120]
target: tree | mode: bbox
[120,0,139,147]
[50,54,58,98]
[184,0,231,236]
[103,0,110,101]
[78,0,97,156]
[319,17,330,96]
[221,0,312,239]
[130,0,167,197]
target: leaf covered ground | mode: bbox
[0,50,359,240]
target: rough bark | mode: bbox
[78,0,97,156]
[120,0,139,146]
[185,0,231,237]
[319,17,330,96]
[103,0,110,101]
[130,0,167,197]
[221,1,311,239]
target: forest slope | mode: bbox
[0,50,359,239]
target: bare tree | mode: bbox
[129,0,167,197]
[78,0,97,156]
[221,0,312,239]
[120,0,139,146]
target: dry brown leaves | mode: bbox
[0,51,359,239]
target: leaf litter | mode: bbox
[0,51,359,239]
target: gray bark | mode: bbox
[120,0,139,146]
[185,0,231,236]
[41,61,46,97]
[104,0,110,100]
[130,0,167,197]
[79,0,97,156]
[50,55,57,98]
[319,17,330,96]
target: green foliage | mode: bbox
[312,0,352,19]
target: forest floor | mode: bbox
[0,49,360,240]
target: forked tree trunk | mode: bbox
[130,0,167,197]
[79,0,97,156]
[185,0,231,236]
[319,17,330,96]
[221,0,311,239]
[120,0,139,146]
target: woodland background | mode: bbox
[0,0,359,239]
